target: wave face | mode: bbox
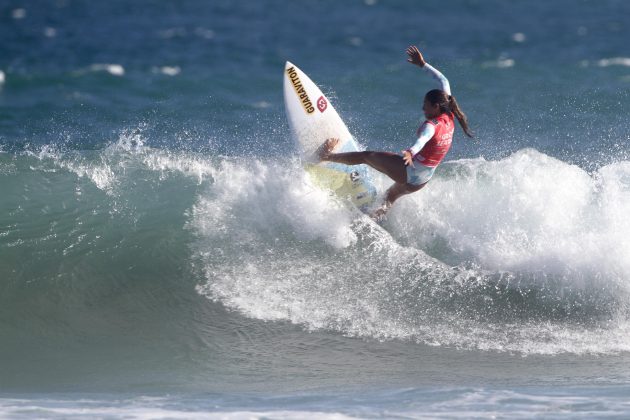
[3,132,630,373]
[0,131,630,368]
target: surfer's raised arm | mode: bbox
[406,46,451,95]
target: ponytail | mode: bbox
[425,89,473,138]
[448,95,473,138]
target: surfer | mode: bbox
[319,45,473,219]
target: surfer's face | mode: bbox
[423,98,440,119]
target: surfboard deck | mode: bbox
[283,61,377,211]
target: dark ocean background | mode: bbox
[1,0,630,418]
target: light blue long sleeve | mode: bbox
[422,63,451,95]
[409,122,435,156]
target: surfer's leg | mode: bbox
[340,153,407,184]
[320,139,408,184]
[326,151,408,184]
[371,182,426,219]
[385,182,425,204]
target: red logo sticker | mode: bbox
[317,96,328,113]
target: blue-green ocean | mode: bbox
[2,0,630,418]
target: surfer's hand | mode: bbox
[406,46,426,67]
[402,150,414,167]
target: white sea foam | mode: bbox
[0,398,358,420]
[74,64,125,76]
[252,101,271,109]
[44,27,57,38]
[512,32,526,43]
[158,27,186,39]
[597,57,630,67]
[3,388,630,419]
[190,157,357,249]
[390,149,630,284]
[191,148,630,355]
[482,58,515,69]
[94,63,125,76]
[194,27,215,39]
[348,37,363,47]
[11,8,26,19]
[152,65,181,76]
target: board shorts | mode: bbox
[406,162,436,186]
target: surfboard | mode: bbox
[283,61,377,211]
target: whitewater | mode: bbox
[4,130,630,359]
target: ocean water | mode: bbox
[2,0,630,418]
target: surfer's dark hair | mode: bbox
[425,89,473,138]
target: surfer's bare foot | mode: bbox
[317,138,340,161]
[370,203,390,222]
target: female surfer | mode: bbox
[319,45,473,218]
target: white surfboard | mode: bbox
[283,61,377,211]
